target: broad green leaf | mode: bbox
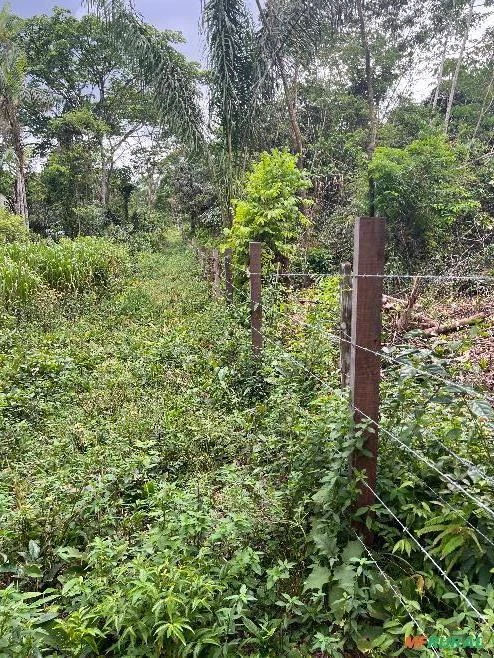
[440,535,466,558]
[342,540,363,562]
[303,564,331,591]
[468,399,494,420]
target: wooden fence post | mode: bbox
[249,242,263,356]
[350,217,385,542]
[340,262,352,389]
[224,249,233,303]
[211,248,221,297]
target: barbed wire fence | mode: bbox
[191,217,494,648]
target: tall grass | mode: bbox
[0,259,44,311]
[0,237,129,312]
[3,238,129,291]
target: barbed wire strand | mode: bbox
[354,407,494,521]
[266,272,494,282]
[217,275,494,519]
[352,531,441,656]
[213,272,493,621]
[200,249,494,282]
[288,314,494,407]
[432,443,494,487]
[360,480,487,622]
[421,482,494,550]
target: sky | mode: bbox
[12,1,207,63]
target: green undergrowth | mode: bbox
[0,238,129,317]
[1,235,493,657]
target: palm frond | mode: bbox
[85,0,204,146]
[202,0,259,150]
[0,6,27,100]
[260,0,355,63]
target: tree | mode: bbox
[0,6,28,223]
[444,0,476,133]
[15,7,198,235]
[202,0,258,225]
[19,10,160,210]
[86,0,203,145]
[369,134,481,263]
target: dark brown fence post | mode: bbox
[249,241,262,356]
[212,248,221,297]
[224,249,233,303]
[350,217,385,543]
[340,262,352,389]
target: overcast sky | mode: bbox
[12,1,208,63]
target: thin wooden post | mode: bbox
[212,248,221,297]
[249,242,262,356]
[340,262,352,389]
[224,249,233,303]
[350,216,385,543]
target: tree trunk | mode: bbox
[14,169,28,222]
[5,101,28,225]
[224,124,234,227]
[432,34,449,110]
[100,140,109,207]
[278,58,303,157]
[254,0,303,159]
[444,0,475,133]
[357,0,377,157]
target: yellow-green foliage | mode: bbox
[224,149,311,265]
[0,237,128,312]
[0,208,29,244]
[3,237,128,292]
[0,259,44,310]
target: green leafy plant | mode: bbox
[223,149,311,268]
[369,135,481,264]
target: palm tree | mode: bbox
[0,5,29,223]
[86,0,204,146]
[202,0,260,225]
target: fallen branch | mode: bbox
[383,293,435,329]
[423,313,486,336]
[383,294,407,308]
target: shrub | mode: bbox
[369,135,481,264]
[0,208,29,244]
[224,149,311,267]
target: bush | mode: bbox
[0,208,29,244]
[224,149,311,267]
[369,135,481,264]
